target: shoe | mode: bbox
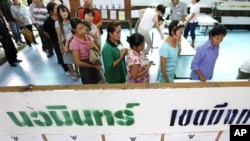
[28,45,32,47]
[47,52,54,58]
[15,59,22,63]
[65,71,70,76]
[10,63,17,67]
[34,41,39,44]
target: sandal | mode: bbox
[72,73,78,81]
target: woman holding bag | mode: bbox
[69,18,101,84]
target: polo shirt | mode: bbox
[102,40,127,83]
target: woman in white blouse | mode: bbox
[183,0,200,47]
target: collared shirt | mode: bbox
[10,4,32,27]
[33,4,47,26]
[190,39,219,80]
[69,34,93,60]
[102,39,127,83]
[170,1,187,21]
[127,49,149,83]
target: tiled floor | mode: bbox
[0,27,249,140]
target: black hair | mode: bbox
[127,33,145,49]
[57,4,71,35]
[196,0,200,2]
[106,21,121,40]
[70,18,91,34]
[83,8,95,17]
[168,20,184,36]
[47,2,57,14]
[209,24,227,37]
[156,4,166,15]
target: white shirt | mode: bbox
[139,8,158,30]
[240,59,250,73]
[188,3,200,23]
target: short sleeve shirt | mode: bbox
[157,41,179,83]
[69,35,93,60]
[127,49,149,83]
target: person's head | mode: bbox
[70,18,91,36]
[168,20,184,41]
[57,4,70,34]
[33,0,42,5]
[83,0,93,7]
[209,24,227,47]
[47,2,57,16]
[12,0,20,5]
[127,33,145,52]
[171,0,179,7]
[83,8,95,23]
[107,21,121,42]
[156,4,166,15]
[192,0,200,4]
[57,4,70,20]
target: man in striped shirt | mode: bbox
[32,0,54,57]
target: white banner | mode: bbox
[0,87,250,135]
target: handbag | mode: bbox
[89,47,101,65]
[21,27,34,43]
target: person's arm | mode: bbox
[182,3,187,21]
[112,49,127,68]
[130,64,150,80]
[71,49,101,70]
[191,47,206,82]
[195,69,206,82]
[160,56,169,83]
[153,15,164,39]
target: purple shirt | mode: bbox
[190,39,219,80]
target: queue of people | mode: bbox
[0,0,249,84]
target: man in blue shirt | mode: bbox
[190,25,227,82]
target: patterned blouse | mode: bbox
[126,49,150,83]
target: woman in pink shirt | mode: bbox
[69,18,101,84]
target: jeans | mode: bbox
[184,22,198,40]
[8,21,22,43]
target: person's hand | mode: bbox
[145,63,151,70]
[120,48,128,57]
[63,47,69,54]
[93,64,102,70]
[199,75,206,82]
